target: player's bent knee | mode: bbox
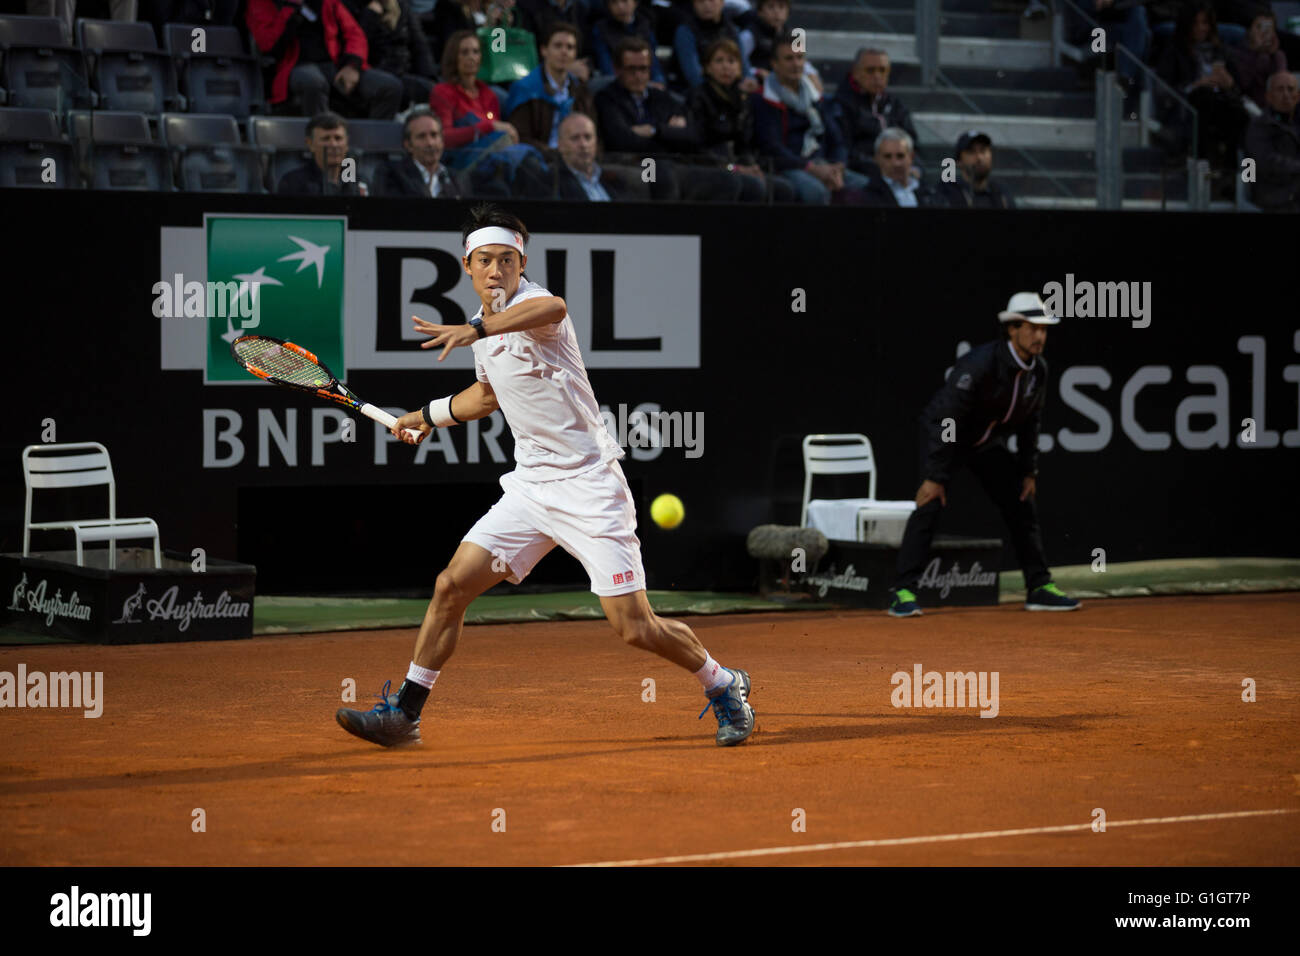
[433,569,471,609]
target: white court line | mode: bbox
[566,808,1299,867]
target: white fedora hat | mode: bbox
[998,291,1060,325]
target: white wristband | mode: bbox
[426,395,458,427]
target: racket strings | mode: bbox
[235,339,331,387]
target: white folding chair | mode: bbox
[800,434,916,544]
[22,442,161,569]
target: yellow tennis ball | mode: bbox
[650,493,684,529]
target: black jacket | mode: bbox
[831,75,920,175]
[276,161,364,195]
[595,81,700,155]
[372,155,463,197]
[341,0,436,78]
[686,78,756,165]
[920,339,1048,484]
[936,176,1016,209]
[553,161,634,200]
[862,173,941,208]
[1244,110,1300,209]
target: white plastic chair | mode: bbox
[800,434,916,544]
[22,442,161,569]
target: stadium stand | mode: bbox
[0,103,74,185]
[71,106,171,188]
[162,21,264,117]
[161,108,263,191]
[79,16,182,112]
[0,13,95,110]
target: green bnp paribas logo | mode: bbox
[204,216,346,382]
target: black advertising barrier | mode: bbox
[803,537,1004,609]
[3,192,1297,594]
[0,550,255,643]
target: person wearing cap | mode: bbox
[936,129,1016,210]
[334,204,758,750]
[888,291,1080,617]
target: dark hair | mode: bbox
[402,107,442,142]
[757,0,789,8]
[306,112,347,137]
[702,37,742,67]
[772,32,801,55]
[1175,0,1219,51]
[540,20,582,49]
[613,35,652,68]
[460,203,530,255]
[1004,319,1022,338]
[441,29,480,84]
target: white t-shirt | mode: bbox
[471,278,623,481]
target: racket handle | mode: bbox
[359,403,424,443]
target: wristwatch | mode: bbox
[468,316,486,338]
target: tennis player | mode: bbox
[336,205,755,748]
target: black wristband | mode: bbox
[421,404,434,428]
[448,398,462,425]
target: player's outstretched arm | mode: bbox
[413,297,565,361]
[391,382,499,444]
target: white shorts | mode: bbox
[463,459,646,597]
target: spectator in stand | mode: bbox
[740,0,820,90]
[503,21,596,150]
[595,35,744,200]
[430,29,520,150]
[935,130,1015,209]
[1155,0,1250,174]
[277,111,367,194]
[752,33,867,204]
[1214,1,1300,63]
[862,127,939,208]
[517,0,593,79]
[427,0,518,62]
[341,0,439,108]
[373,107,466,197]
[674,0,756,91]
[1244,69,1300,210]
[543,111,638,199]
[247,0,404,119]
[141,1,239,45]
[591,0,666,85]
[1089,0,1151,93]
[1229,8,1288,108]
[688,37,794,200]
[832,47,919,178]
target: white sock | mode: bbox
[695,653,731,692]
[406,662,440,689]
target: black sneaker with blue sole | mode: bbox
[336,679,422,747]
[699,668,755,747]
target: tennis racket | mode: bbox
[229,335,424,442]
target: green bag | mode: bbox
[476,27,539,85]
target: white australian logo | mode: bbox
[918,558,997,599]
[10,575,93,625]
[804,563,870,598]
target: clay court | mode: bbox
[1,592,1297,867]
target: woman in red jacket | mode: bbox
[430,29,520,149]
[247,0,404,118]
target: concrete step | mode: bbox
[914,146,1168,172]
[885,63,1086,92]
[796,5,1022,38]
[805,0,1010,12]
[912,111,1142,150]
[842,84,1095,118]
[804,29,1054,69]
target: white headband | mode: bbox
[465,226,525,258]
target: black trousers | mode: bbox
[893,440,1052,594]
